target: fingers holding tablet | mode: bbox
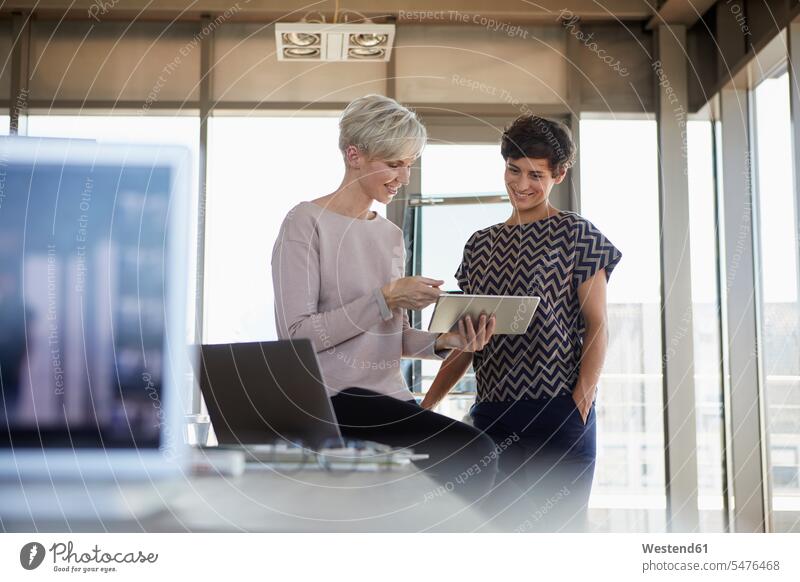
[452,312,496,352]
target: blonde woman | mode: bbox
[271,95,498,504]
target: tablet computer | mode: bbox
[427,294,540,335]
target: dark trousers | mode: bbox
[471,394,597,532]
[330,387,498,506]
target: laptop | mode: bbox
[0,136,193,523]
[196,340,344,452]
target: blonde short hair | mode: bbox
[339,94,427,161]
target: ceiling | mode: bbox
[1,0,718,27]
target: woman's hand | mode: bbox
[381,276,443,310]
[571,387,595,425]
[435,313,496,353]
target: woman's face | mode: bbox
[357,157,414,205]
[504,157,565,212]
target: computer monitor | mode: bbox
[0,136,193,481]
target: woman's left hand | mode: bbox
[435,313,496,353]
[572,388,594,425]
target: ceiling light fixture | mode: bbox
[276,12,394,62]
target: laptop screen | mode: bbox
[0,138,185,449]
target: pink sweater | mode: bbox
[271,201,447,400]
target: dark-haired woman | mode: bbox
[422,115,622,531]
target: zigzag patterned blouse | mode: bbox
[455,211,622,402]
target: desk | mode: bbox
[3,466,495,532]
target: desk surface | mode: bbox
[3,466,494,533]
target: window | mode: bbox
[752,71,800,532]
[26,115,199,186]
[598,446,629,488]
[772,447,800,488]
[687,119,726,532]
[0,115,8,135]
[205,115,365,344]
[26,114,201,343]
[421,143,506,197]
[416,144,510,419]
[580,119,666,532]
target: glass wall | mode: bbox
[579,119,666,532]
[752,71,800,532]
[687,119,726,532]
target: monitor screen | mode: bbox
[0,138,181,448]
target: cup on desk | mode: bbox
[185,414,211,446]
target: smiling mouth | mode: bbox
[386,185,399,196]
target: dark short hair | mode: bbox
[500,115,576,177]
